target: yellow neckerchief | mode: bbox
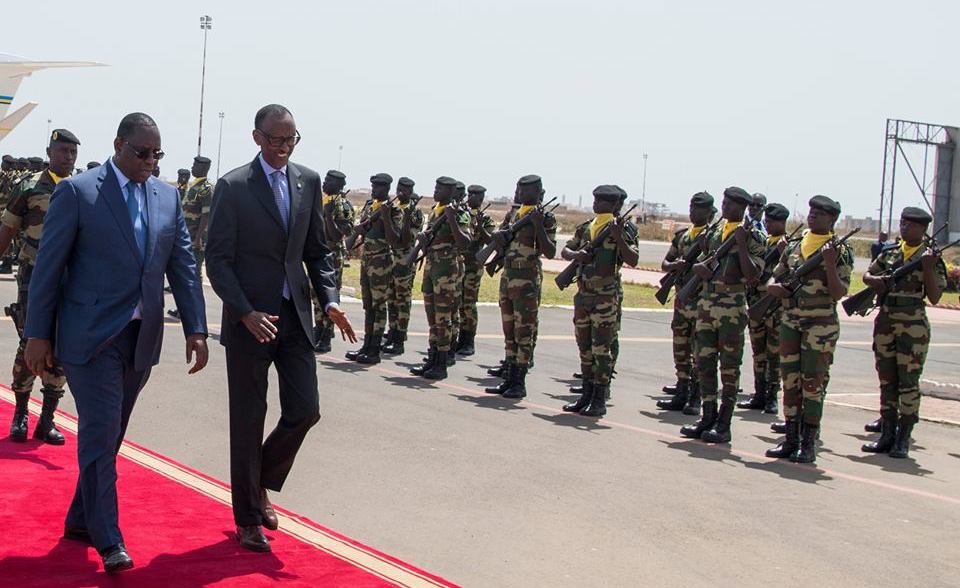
[189,176,206,188]
[799,229,833,259]
[687,224,706,240]
[767,234,783,246]
[46,170,64,185]
[515,204,536,218]
[433,203,446,216]
[589,213,615,240]
[371,199,383,212]
[721,220,741,242]
[322,193,335,206]
[900,240,922,262]
[398,201,409,210]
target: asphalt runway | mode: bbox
[2,275,957,587]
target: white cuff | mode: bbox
[324,302,340,313]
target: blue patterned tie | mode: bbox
[126,182,146,258]
[271,170,291,298]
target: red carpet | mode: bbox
[0,389,457,587]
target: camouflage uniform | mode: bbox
[774,238,853,429]
[668,227,704,384]
[745,237,784,408]
[1,170,68,402]
[868,245,946,426]
[422,207,471,352]
[459,207,495,336]
[314,193,354,333]
[388,202,424,338]
[182,177,213,277]
[176,181,189,202]
[359,200,402,340]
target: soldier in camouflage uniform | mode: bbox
[455,184,494,357]
[657,191,714,414]
[484,175,557,399]
[346,173,401,364]
[861,207,946,459]
[409,177,471,380]
[739,202,790,414]
[561,185,639,417]
[86,161,101,170]
[0,155,27,274]
[1,130,80,444]
[176,168,190,201]
[383,177,424,356]
[680,187,765,443]
[183,155,213,277]
[764,195,852,463]
[445,181,468,367]
[314,170,354,353]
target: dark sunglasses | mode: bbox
[256,128,301,148]
[125,142,165,161]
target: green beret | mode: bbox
[901,206,932,224]
[27,156,44,164]
[325,170,346,181]
[177,168,190,175]
[50,128,80,146]
[723,186,752,206]
[17,158,27,165]
[611,184,628,200]
[518,174,542,186]
[435,176,457,187]
[397,177,415,188]
[764,202,790,221]
[86,161,101,169]
[467,184,486,194]
[592,185,621,202]
[809,195,841,215]
[690,191,714,207]
[455,181,465,190]
[1,155,13,163]
[194,156,211,165]
[370,173,393,185]
[751,193,767,206]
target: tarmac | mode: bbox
[1,273,958,587]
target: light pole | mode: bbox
[45,118,51,149]
[641,153,648,221]
[216,112,225,179]
[197,15,213,156]
[337,145,343,170]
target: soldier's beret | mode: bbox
[723,186,752,205]
[194,156,211,164]
[86,161,101,169]
[370,172,392,185]
[751,192,767,206]
[711,206,718,215]
[455,181,465,190]
[467,184,486,194]
[808,195,841,215]
[690,191,714,207]
[901,206,932,224]
[397,177,415,188]
[1,155,13,163]
[592,185,621,202]
[17,158,28,164]
[50,129,80,146]
[325,170,346,181]
[518,174,542,186]
[177,168,190,174]
[611,185,628,200]
[27,156,44,164]
[764,202,790,221]
[435,176,457,187]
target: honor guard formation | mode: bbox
[2,135,953,466]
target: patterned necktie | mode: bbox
[126,182,146,258]
[272,170,289,232]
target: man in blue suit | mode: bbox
[23,112,209,574]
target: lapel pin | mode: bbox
[297,182,302,190]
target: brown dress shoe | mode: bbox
[261,489,279,531]
[236,525,271,552]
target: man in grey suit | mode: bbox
[206,104,356,552]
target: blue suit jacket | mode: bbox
[24,161,207,371]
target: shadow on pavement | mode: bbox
[639,409,693,426]
[318,360,368,375]
[840,453,935,476]
[382,376,438,390]
[450,393,527,412]
[530,412,613,432]
[660,439,745,464]
[742,458,834,484]
[735,409,779,424]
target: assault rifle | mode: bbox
[4,302,24,338]
[344,196,396,251]
[842,228,958,317]
[753,224,804,286]
[403,199,466,266]
[747,227,861,321]
[654,219,721,305]
[555,204,638,290]
[479,199,560,275]
[676,221,753,305]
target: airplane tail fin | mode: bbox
[0,102,38,142]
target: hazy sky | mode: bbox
[2,0,957,217]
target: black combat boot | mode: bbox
[569,375,587,394]
[33,388,65,445]
[356,335,382,365]
[763,380,780,415]
[581,384,608,417]
[485,362,515,394]
[382,331,406,355]
[345,334,370,361]
[9,392,29,442]
[502,366,527,399]
[563,382,594,413]
[314,325,332,354]
[888,417,915,459]
[657,380,690,411]
[572,372,582,380]
[765,418,800,459]
[791,423,818,463]
[488,360,508,378]
[456,331,476,356]
[662,381,680,395]
[410,348,436,376]
[701,401,734,444]
[0,258,12,274]
[680,400,717,439]
[737,376,767,410]
[423,351,449,380]
[862,410,897,454]
[446,351,457,367]
[864,418,882,433]
[682,381,701,416]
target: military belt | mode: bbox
[782,296,832,309]
[883,295,925,308]
[507,258,540,269]
[706,283,746,294]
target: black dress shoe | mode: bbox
[237,525,271,552]
[101,544,134,573]
[261,489,279,531]
[63,526,93,544]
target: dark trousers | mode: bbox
[226,298,320,526]
[62,321,150,552]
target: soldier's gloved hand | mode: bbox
[573,249,593,264]
[692,260,713,280]
[767,283,791,299]
[821,241,838,267]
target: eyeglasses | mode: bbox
[256,129,301,148]
[125,142,165,161]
